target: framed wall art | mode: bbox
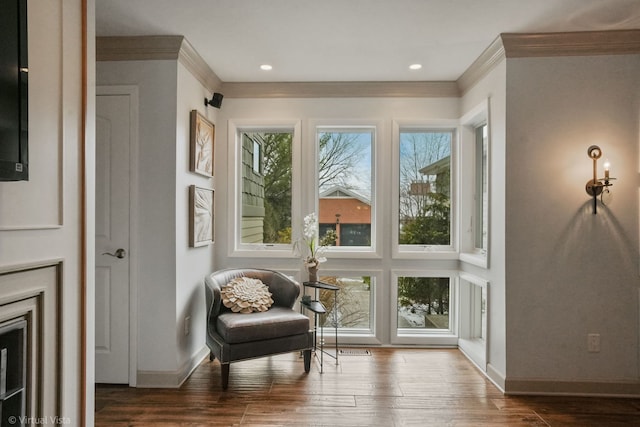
[189,185,214,247]
[190,110,214,177]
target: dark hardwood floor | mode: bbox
[95,348,640,426]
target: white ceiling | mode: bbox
[95,0,640,83]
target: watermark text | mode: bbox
[9,416,71,425]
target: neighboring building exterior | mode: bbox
[319,186,371,246]
[241,133,265,243]
[418,155,451,198]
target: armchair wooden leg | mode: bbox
[303,349,311,373]
[221,363,230,390]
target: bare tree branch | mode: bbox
[318,132,363,191]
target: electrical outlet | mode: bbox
[184,316,191,336]
[587,333,600,352]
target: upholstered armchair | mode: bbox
[204,268,313,389]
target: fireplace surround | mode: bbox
[0,262,61,422]
[0,318,27,424]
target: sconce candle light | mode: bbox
[585,145,615,214]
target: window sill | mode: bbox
[459,252,488,269]
[230,247,383,259]
[392,333,458,346]
[392,248,459,261]
[230,247,295,258]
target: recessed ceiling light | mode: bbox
[260,64,273,71]
[409,64,422,70]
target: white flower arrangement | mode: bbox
[294,212,336,268]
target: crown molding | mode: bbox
[218,30,640,98]
[221,81,459,98]
[96,36,222,92]
[177,38,222,91]
[96,30,640,99]
[457,30,640,96]
[457,35,505,96]
[96,35,183,61]
[501,30,640,58]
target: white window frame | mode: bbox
[392,120,459,260]
[228,119,302,257]
[458,273,489,372]
[308,120,384,260]
[390,269,458,346]
[459,100,490,268]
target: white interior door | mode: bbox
[95,93,132,384]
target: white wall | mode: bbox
[97,58,215,383]
[175,62,216,372]
[97,60,179,373]
[0,0,86,421]
[504,54,640,390]
[460,60,508,387]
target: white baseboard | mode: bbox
[486,363,506,392]
[136,346,209,388]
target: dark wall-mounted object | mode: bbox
[0,0,29,181]
[204,92,223,109]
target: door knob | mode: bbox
[102,248,127,259]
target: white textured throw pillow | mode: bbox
[221,277,274,313]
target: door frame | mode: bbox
[96,85,139,386]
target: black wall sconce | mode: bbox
[204,92,223,109]
[585,145,615,214]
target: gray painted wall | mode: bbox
[505,54,640,386]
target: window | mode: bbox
[459,274,488,370]
[391,271,457,345]
[317,128,374,248]
[239,130,293,245]
[460,101,489,267]
[398,129,453,249]
[316,274,373,334]
[397,276,451,331]
[474,124,488,251]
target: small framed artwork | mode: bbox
[190,110,214,177]
[189,185,214,247]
